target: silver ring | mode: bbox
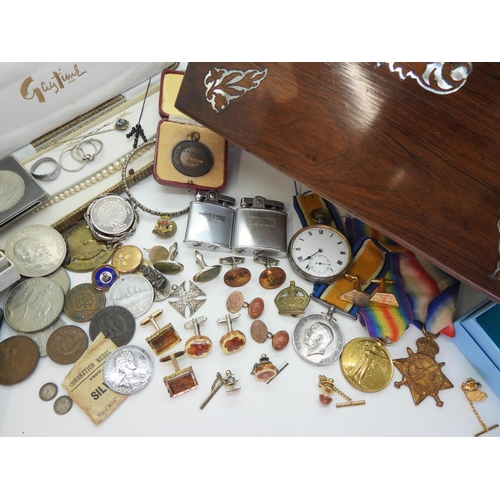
[71,139,103,163]
[30,157,61,181]
[59,148,87,172]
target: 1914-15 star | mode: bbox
[393,331,453,407]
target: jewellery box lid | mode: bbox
[0,62,174,160]
[158,69,207,127]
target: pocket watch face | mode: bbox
[288,225,351,283]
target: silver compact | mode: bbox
[232,196,287,257]
[84,194,139,243]
[184,191,235,252]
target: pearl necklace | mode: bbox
[33,144,152,213]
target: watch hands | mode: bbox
[302,249,323,261]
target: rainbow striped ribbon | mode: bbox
[346,218,459,338]
[358,252,413,342]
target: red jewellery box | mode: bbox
[153,70,228,191]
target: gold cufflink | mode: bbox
[140,309,181,355]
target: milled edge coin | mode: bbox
[39,382,58,401]
[53,395,73,415]
[103,345,154,395]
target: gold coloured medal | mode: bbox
[62,221,114,273]
[393,328,453,406]
[340,337,393,393]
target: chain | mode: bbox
[121,138,190,218]
[332,385,353,404]
[461,383,488,431]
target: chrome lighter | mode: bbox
[232,196,287,257]
[184,191,236,252]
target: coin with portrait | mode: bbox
[103,345,154,395]
[5,224,66,277]
[292,313,344,366]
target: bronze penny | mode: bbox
[259,267,287,289]
[62,220,114,273]
[0,336,40,386]
[64,283,106,322]
[223,268,251,287]
[46,325,89,364]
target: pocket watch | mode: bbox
[288,224,352,283]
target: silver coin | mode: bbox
[0,171,25,211]
[4,277,65,333]
[39,382,58,401]
[88,195,136,236]
[53,395,73,415]
[18,318,66,357]
[5,224,66,278]
[103,345,154,395]
[88,305,136,346]
[108,275,154,318]
[45,267,71,294]
[292,312,344,366]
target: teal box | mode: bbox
[453,301,500,399]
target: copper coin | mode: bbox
[223,268,251,287]
[259,267,287,289]
[46,325,89,364]
[0,336,40,386]
[64,283,106,322]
